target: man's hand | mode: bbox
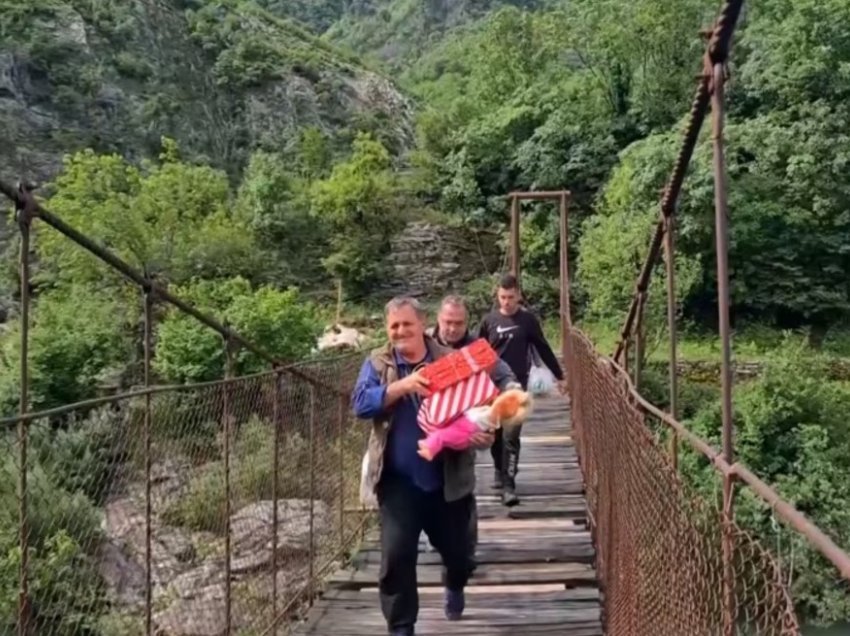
[400,370,431,398]
[383,370,431,408]
[469,430,495,449]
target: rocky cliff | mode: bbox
[381,220,502,297]
[0,0,414,185]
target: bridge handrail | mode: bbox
[600,336,850,581]
[562,0,850,631]
[0,178,371,636]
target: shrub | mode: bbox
[682,342,850,624]
[153,277,322,383]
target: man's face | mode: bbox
[386,305,426,357]
[437,303,468,345]
[497,287,520,315]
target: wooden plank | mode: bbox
[326,561,597,589]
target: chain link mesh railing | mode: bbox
[0,177,375,635]
[567,330,800,635]
[0,354,370,636]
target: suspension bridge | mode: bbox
[2,0,850,634]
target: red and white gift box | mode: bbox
[418,339,498,393]
[417,370,499,434]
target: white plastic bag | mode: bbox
[528,362,556,396]
[359,452,378,509]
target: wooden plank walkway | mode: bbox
[295,395,601,635]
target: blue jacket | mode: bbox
[352,347,444,492]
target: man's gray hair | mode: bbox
[439,294,467,312]
[384,295,426,319]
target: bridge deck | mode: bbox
[296,396,601,635]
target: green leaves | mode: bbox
[309,132,404,296]
[38,142,259,288]
[153,277,322,383]
[684,343,850,623]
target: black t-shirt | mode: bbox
[476,307,564,386]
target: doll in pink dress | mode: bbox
[417,389,533,461]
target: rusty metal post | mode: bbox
[509,194,520,284]
[663,216,680,470]
[16,186,33,636]
[143,282,154,636]
[337,395,345,552]
[559,193,571,366]
[223,332,235,635]
[711,61,736,635]
[634,293,646,390]
[308,385,317,605]
[272,370,282,632]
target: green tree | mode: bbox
[576,132,702,334]
[310,132,404,297]
[153,276,321,383]
[0,285,133,414]
[684,343,850,624]
[236,150,330,287]
[37,142,261,289]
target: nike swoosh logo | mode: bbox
[496,325,519,334]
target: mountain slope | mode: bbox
[0,0,413,184]
[323,0,544,69]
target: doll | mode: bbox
[417,388,533,461]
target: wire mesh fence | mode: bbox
[568,329,801,636]
[0,353,370,636]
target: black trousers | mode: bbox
[490,373,527,479]
[490,423,523,479]
[377,474,473,631]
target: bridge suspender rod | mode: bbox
[613,0,744,364]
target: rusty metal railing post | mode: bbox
[308,385,317,605]
[711,59,737,635]
[509,194,520,284]
[143,279,155,636]
[663,216,680,470]
[559,193,572,385]
[223,330,235,635]
[271,369,282,633]
[337,395,345,552]
[634,292,646,390]
[16,184,34,636]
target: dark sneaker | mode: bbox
[389,627,414,636]
[444,588,465,621]
[502,485,519,507]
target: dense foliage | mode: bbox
[1,0,849,629]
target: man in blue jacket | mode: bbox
[352,296,490,636]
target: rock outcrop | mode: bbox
[381,220,502,297]
[0,1,413,185]
[96,459,332,636]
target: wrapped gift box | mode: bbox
[418,370,499,434]
[418,339,498,393]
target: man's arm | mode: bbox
[351,359,387,419]
[490,359,521,391]
[526,313,564,380]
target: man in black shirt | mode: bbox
[477,273,564,506]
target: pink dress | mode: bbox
[418,407,490,460]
